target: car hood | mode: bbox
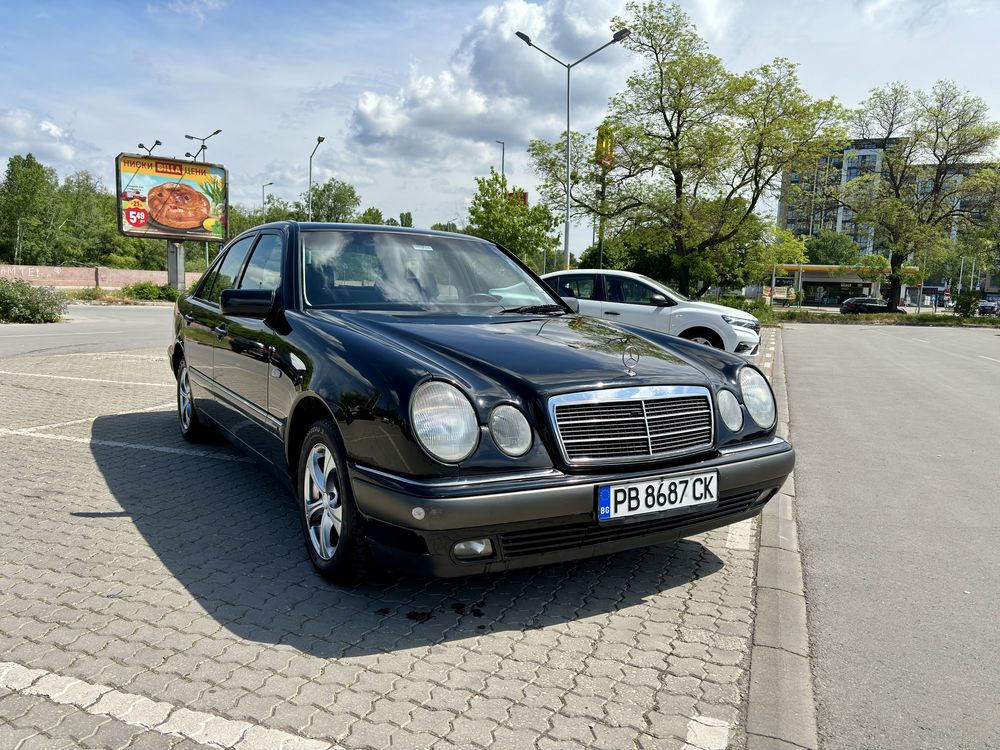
[312,310,715,395]
[680,299,757,322]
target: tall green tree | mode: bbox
[805,229,861,265]
[529,1,847,295]
[837,81,1000,310]
[357,207,384,225]
[296,178,360,222]
[0,154,58,264]
[465,169,560,273]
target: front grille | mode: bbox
[499,490,764,559]
[550,386,714,464]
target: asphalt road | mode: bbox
[784,324,1000,750]
[0,303,174,358]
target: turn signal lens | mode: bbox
[489,404,532,457]
[717,389,744,432]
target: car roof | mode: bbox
[252,220,482,242]
[542,268,646,280]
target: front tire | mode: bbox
[297,420,372,584]
[680,328,724,350]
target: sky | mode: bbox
[2,0,1000,254]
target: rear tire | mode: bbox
[296,420,372,584]
[177,359,209,442]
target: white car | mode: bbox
[542,269,761,356]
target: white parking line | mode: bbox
[0,661,337,750]
[19,403,175,433]
[0,330,126,338]
[0,370,173,388]
[684,714,729,749]
[0,429,250,463]
[980,356,1000,364]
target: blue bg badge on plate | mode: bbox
[598,486,612,520]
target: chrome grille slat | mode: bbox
[549,385,715,465]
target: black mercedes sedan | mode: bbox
[169,222,794,582]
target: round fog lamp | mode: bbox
[739,367,776,428]
[717,390,743,432]
[489,404,532,457]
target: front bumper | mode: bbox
[350,437,794,577]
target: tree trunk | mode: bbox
[677,264,690,296]
[886,276,903,312]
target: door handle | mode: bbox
[604,311,620,316]
[213,325,228,338]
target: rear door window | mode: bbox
[206,235,255,304]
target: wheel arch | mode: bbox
[285,393,342,479]
[678,326,725,350]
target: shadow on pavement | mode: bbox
[90,410,724,658]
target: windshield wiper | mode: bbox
[497,304,566,315]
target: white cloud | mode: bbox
[691,0,745,40]
[152,0,226,23]
[0,109,79,167]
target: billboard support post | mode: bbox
[167,241,185,291]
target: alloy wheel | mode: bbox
[302,443,343,560]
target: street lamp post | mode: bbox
[308,136,325,222]
[261,181,273,221]
[496,140,505,178]
[137,140,161,157]
[183,129,222,162]
[515,28,630,269]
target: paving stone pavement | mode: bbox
[0,331,780,749]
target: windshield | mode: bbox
[301,230,559,313]
[635,273,688,302]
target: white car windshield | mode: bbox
[301,230,559,312]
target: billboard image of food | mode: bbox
[115,153,228,241]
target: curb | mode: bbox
[745,328,818,750]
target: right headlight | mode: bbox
[739,367,776,429]
[410,381,479,463]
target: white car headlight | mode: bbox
[717,389,744,432]
[722,315,761,334]
[410,381,479,463]
[739,367,776,428]
[489,404,532,457]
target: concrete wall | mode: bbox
[0,264,202,290]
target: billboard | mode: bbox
[115,153,228,241]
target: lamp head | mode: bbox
[185,152,195,158]
[317,135,325,144]
[613,28,631,42]
[515,31,532,46]
[138,143,146,150]
[154,139,162,146]
[184,134,195,140]
[211,129,222,136]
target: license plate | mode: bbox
[597,470,718,521]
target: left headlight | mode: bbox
[722,315,761,334]
[738,367,776,429]
[410,381,479,463]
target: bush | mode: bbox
[0,278,67,323]
[120,281,180,302]
[954,291,979,318]
[718,295,776,325]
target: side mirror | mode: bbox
[561,296,580,313]
[221,288,274,318]
[650,294,672,307]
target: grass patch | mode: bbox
[0,278,67,323]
